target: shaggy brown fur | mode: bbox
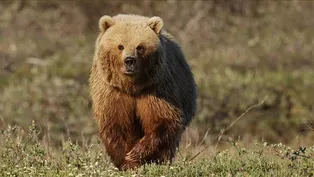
[89,14,196,170]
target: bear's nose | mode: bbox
[124,57,136,67]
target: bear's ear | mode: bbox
[99,15,115,32]
[147,16,164,35]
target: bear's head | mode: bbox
[95,14,165,94]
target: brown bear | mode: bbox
[89,14,197,170]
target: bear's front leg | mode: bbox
[94,92,136,170]
[99,122,130,169]
[121,95,183,170]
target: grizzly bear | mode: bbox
[89,14,197,170]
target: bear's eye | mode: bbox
[136,46,144,52]
[118,45,124,50]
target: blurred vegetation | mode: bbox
[0,0,314,147]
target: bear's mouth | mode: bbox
[121,67,138,76]
[124,70,137,75]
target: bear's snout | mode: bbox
[123,56,137,75]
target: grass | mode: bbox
[0,123,313,177]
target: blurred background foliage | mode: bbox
[0,0,313,147]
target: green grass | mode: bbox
[1,124,313,177]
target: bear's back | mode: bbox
[158,31,197,126]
